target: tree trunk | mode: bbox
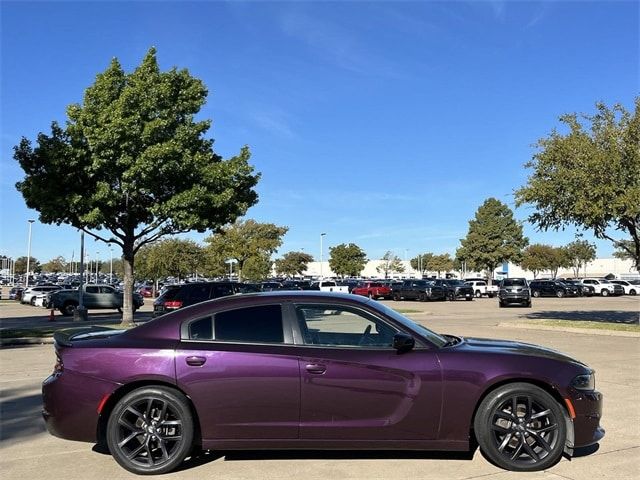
[121,243,135,326]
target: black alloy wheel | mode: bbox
[393,293,401,301]
[630,289,637,296]
[107,386,194,475]
[474,383,566,472]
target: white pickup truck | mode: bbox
[311,280,350,293]
[465,280,499,298]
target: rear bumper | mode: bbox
[42,371,119,443]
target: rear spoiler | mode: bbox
[53,326,127,347]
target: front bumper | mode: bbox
[571,389,605,448]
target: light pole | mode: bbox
[109,246,113,285]
[96,251,100,283]
[25,219,35,288]
[319,233,326,281]
[225,259,237,279]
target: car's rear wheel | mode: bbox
[393,293,401,301]
[475,290,482,298]
[630,289,637,296]
[107,386,194,475]
[601,289,609,297]
[532,291,541,298]
[556,290,564,298]
[474,383,566,472]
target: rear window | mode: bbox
[502,278,527,287]
[181,284,211,303]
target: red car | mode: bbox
[352,281,392,299]
[137,285,154,298]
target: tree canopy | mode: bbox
[275,251,314,277]
[14,256,40,275]
[41,256,67,273]
[376,251,404,279]
[410,253,433,275]
[515,98,640,271]
[136,238,204,282]
[457,198,528,280]
[565,239,597,277]
[204,219,287,282]
[520,244,570,279]
[328,243,367,278]
[13,48,259,323]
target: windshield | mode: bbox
[374,302,447,348]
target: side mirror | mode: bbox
[393,333,415,354]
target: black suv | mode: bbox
[392,279,446,301]
[498,278,531,307]
[153,282,242,316]
[529,280,579,298]
[432,279,474,301]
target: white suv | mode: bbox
[20,285,62,305]
[580,278,622,296]
[611,280,638,295]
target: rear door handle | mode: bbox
[186,356,206,367]
[305,364,326,374]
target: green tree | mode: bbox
[612,239,635,262]
[427,253,454,277]
[137,239,204,285]
[242,254,273,282]
[275,251,314,277]
[13,48,259,324]
[565,239,597,277]
[14,256,40,275]
[457,198,528,282]
[410,253,433,276]
[41,256,67,273]
[204,219,288,282]
[515,99,640,271]
[328,243,367,278]
[376,251,405,279]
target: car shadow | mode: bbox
[525,310,639,324]
[0,386,46,444]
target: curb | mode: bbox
[1,336,55,347]
[498,322,640,337]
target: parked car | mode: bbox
[432,279,474,301]
[465,280,498,298]
[42,291,604,475]
[579,278,624,297]
[9,287,24,300]
[351,281,392,300]
[260,282,283,292]
[21,285,62,305]
[561,279,595,297]
[498,278,531,307]
[610,280,638,295]
[49,285,144,316]
[153,281,240,317]
[309,280,350,293]
[280,280,312,291]
[137,285,155,298]
[392,279,445,301]
[529,280,579,298]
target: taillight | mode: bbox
[53,353,63,375]
[164,300,183,309]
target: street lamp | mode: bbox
[225,259,237,279]
[319,233,327,281]
[25,219,35,288]
[96,251,100,283]
[109,245,113,285]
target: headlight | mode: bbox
[571,373,595,390]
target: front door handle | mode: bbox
[305,364,326,374]
[186,356,206,367]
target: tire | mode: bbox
[601,289,609,297]
[473,382,567,472]
[526,301,532,308]
[30,297,36,306]
[419,293,426,302]
[532,291,541,298]
[61,302,78,316]
[475,290,482,298]
[448,292,455,302]
[107,386,194,475]
[393,293,401,301]
[499,301,504,308]
[556,290,564,298]
[629,289,636,296]
[466,297,473,301]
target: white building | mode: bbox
[299,258,638,280]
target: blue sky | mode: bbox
[1,1,638,265]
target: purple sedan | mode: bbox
[42,292,604,475]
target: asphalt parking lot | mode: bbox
[1,294,639,480]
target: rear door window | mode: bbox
[184,284,212,304]
[214,305,284,343]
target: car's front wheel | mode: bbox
[474,382,567,472]
[107,386,194,475]
[601,289,609,297]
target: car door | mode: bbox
[83,285,101,308]
[175,303,300,440]
[292,302,442,441]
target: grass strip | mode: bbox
[530,319,639,332]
